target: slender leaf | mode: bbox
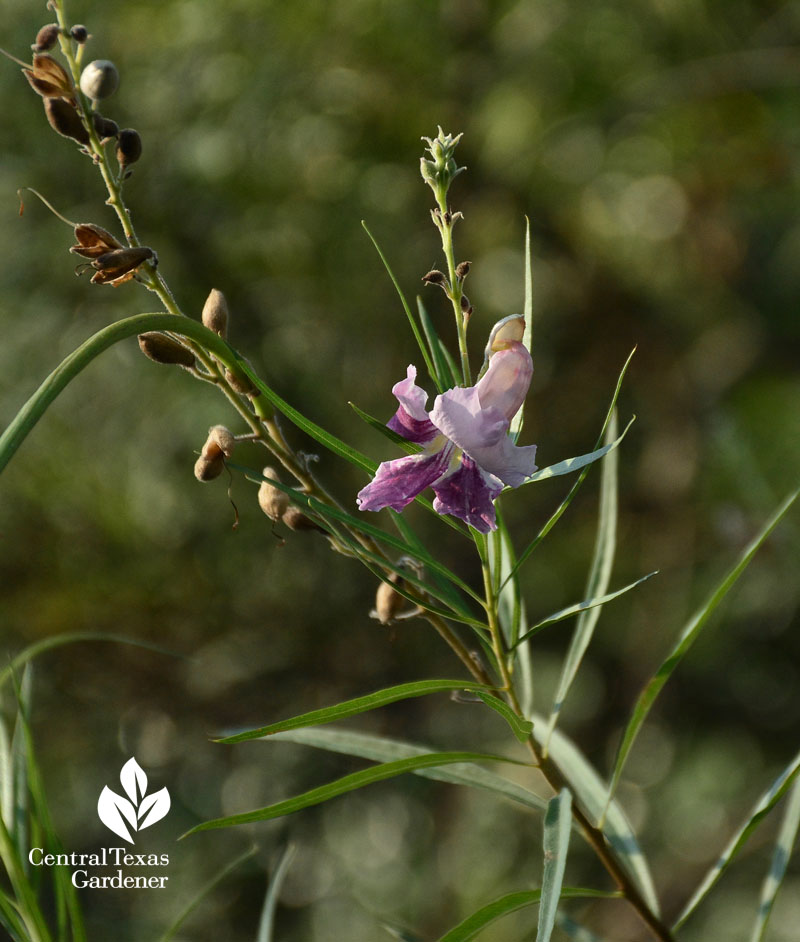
[218,680,493,744]
[159,847,257,942]
[523,417,634,485]
[265,726,550,814]
[184,751,525,835]
[606,487,799,815]
[673,745,800,931]
[510,216,534,442]
[417,297,452,392]
[475,692,533,743]
[437,888,615,942]
[750,777,800,942]
[361,221,438,386]
[257,844,296,942]
[504,350,635,588]
[0,889,28,942]
[537,789,573,942]
[544,411,619,753]
[349,402,420,451]
[514,572,656,648]
[532,716,660,918]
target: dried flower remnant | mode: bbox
[44,97,89,145]
[137,332,195,368]
[116,128,142,175]
[79,59,118,100]
[89,246,155,286]
[23,53,74,100]
[70,25,89,44]
[32,24,61,53]
[357,315,536,533]
[282,505,324,532]
[92,113,119,141]
[372,572,406,625]
[194,425,235,482]
[257,467,290,522]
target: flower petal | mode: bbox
[386,366,438,443]
[357,440,453,513]
[432,456,503,533]
[476,341,532,421]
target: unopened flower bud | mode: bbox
[373,572,405,625]
[32,24,61,52]
[422,270,449,290]
[70,25,89,43]
[138,332,195,367]
[201,289,228,338]
[455,260,471,281]
[92,112,119,141]
[257,467,289,522]
[44,97,89,145]
[79,59,119,100]
[420,127,465,195]
[115,128,142,174]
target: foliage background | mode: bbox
[1,0,799,939]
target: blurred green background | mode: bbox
[1,0,799,939]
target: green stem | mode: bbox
[434,188,471,386]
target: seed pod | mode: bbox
[373,573,405,625]
[282,505,324,533]
[44,97,89,145]
[201,288,228,338]
[92,112,119,141]
[23,54,73,99]
[455,260,471,281]
[32,24,61,52]
[70,25,89,43]
[194,453,224,482]
[79,59,119,100]
[138,332,195,367]
[257,467,289,522]
[116,128,142,173]
[224,368,256,396]
[460,294,472,316]
[422,269,448,289]
[90,246,155,286]
[70,223,122,258]
[194,425,235,482]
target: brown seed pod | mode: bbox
[282,505,325,533]
[455,260,471,281]
[23,54,74,99]
[194,425,235,482]
[422,269,448,289]
[90,246,155,286]
[224,368,256,397]
[70,25,89,43]
[44,97,89,145]
[32,24,61,52]
[116,128,142,172]
[92,112,119,141]
[70,223,122,258]
[257,467,290,522]
[79,59,119,100]
[194,453,224,482]
[138,332,195,367]
[201,288,228,338]
[373,573,405,625]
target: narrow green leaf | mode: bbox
[437,888,615,942]
[218,680,493,744]
[349,402,419,451]
[510,217,534,443]
[544,411,619,752]
[271,727,549,814]
[0,889,28,942]
[257,844,295,942]
[537,789,573,942]
[532,717,660,918]
[184,751,526,835]
[750,776,800,942]
[159,847,257,942]
[504,352,635,587]
[361,221,438,386]
[673,745,800,931]
[475,692,533,743]
[606,487,799,817]
[524,417,634,485]
[514,572,656,648]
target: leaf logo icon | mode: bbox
[97,758,170,843]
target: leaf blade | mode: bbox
[537,789,573,942]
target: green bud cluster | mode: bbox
[419,127,465,202]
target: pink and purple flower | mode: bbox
[357,323,537,533]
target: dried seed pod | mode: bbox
[92,112,119,141]
[257,467,290,522]
[32,24,61,52]
[282,505,324,533]
[194,453,224,482]
[224,368,256,396]
[23,54,74,99]
[44,97,89,144]
[455,260,471,280]
[70,223,122,258]
[79,59,119,100]
[422,269,448,289]
[70,25,89,43]
[194,425,235,482]
[90,246,155,286]
[201,288,228,338]
[138,332,195,367]
[373,572,405,625]
[460,294,472,315]
[116,128,142,173]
